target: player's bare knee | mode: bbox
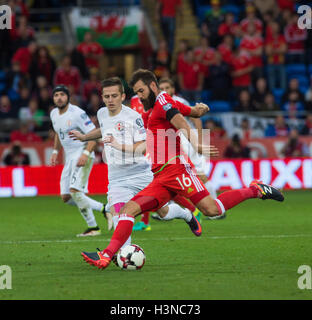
[201,203,220,217]
[156,206,168,218]
[119,201,140,217]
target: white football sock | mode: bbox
[112,214,131,248]
[161,203,192,222]
[205,180,217,199]
[65,195,103,212]
[79,193,103,212]
[71,192,97,228]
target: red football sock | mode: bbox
[103,214,134,258]
[141,212,150,225]
[215,187,258,215]
[173,194,196,212]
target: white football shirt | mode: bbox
[50,103,96,159]
[97,104,152,182]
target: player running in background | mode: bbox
[81,69,284,270]
[50,85,105,237]
[69,77,203,251]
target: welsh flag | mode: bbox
[70,8,143,49]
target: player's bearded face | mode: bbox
[53,92,69,109]
[141,86,156,111]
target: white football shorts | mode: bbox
[106,172,153,211]
[60,156,94,195]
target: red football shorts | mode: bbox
[132,163,209,212]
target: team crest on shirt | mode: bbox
[163,103,172,111]
[115,121,125,132]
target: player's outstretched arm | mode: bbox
[69,128,102,142]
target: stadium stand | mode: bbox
[0,0,312,161]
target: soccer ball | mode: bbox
[117,244,146,270]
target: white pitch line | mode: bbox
[0,234,312,245]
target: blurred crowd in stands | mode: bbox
[0,0,312,164]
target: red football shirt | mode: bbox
[130,95,145,115]
[265,34,286,64]
[240,35,264,67]
[240,18,263,34]
[143,91,191,172]
[77,42,104,68]
[284,23,307,54]
[230,52,252,87]
[217,43,233,64]
[158,0,181,17]
[178,61,204,90]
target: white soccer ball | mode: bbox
[117,244,146,270]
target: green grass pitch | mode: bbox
[0,190,312,300]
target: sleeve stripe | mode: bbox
[159,95,167,105]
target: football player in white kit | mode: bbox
[69,77,203,256]
[158,78,218,201]
[50,85,106,237]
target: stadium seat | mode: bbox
[286,64,307,77]
[209,100,232,112]
[223,4,241,18]
[197,5,211,23]
[0,70,5,81]
[0,82,5,94]
[295,75,310,89]
[201,90,212,103]
[273,88,284,105]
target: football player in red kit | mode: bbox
[82,69,284,269]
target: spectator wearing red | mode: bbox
[177,47,205,103]
[8,0,30,41]
[156,0,182,53]
[240,4,263,36]
[10,121,42,143]
[229,47,253,97]
[218,12,239,38]
[284,13,307,63]
[240,22,264,83]
[53,55,82,95]
[277,0,295,11]
[82,68,102,103]
[265,22,287,91]
[217,34,234,65]
[194,36,216,79]
[11,40,37,74]
[176,39,189,73]
[29,46,56,87]
[77,31,104,69]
